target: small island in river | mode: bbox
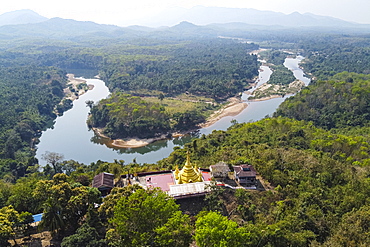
[248,50,306,101]
[88,93,247,148]
[248,79,305,101]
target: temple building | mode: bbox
[174,153,203,184]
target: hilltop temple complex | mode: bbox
[93,153,258,199]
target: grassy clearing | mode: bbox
[143,95,220,117]
[175,93,215,103]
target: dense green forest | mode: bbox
[87,93,217,139]
[87,93,171,139]
[99,40,260,100]
[259,50,296,85]
[298,36,370,80]
[275,72,370,129]
[2,115,370,246]
[0,66,69,180]
[260,50,288,65]
[268,65,296,85]
[2,19,370,246]
[0,39,260,100]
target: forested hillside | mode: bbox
[2,116,370,246]
[0,66,68,180]
[275,72,370,129]
[156,117,370,246]
[299,36,370,80]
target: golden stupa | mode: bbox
[174,152,203,184]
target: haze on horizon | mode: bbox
[1,0,369,26]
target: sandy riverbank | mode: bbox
[110,137,165,148]
[248,80,305,102]
[199,98,247,128]
[92,127,168,148]
[92,97,248,148]
[67,73,86,84]
[64,74,94,101]
[248,94,285,102]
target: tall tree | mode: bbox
[107,188,180,246]
[195,211,250,247]
[41,151,64,174]
[39,198,65,237]
[154,211,193,247]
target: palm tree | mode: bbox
[39,198,65,237]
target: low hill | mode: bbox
[0,17,140,40]
[0,9,48,26]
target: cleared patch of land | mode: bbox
[143,94,218,117]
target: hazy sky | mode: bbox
[2,0,370,26]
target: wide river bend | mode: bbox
[36,56,310,165]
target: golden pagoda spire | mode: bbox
[177,151,203,184]
[174,165,180,180]
[186,151,191,166]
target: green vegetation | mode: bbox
[106,187,187,246]
[0,66,68,181]
[299,36,370,80]
[268,65,296,85]
[158,116,370,246]
[2,17,370,247]
[195,211,250,247]
[259,50,288,65]
[100,40,259,100]
[88,93,171,139]
[144,95,218,120]
[260,50,296,86]
[249,51,299,100]
[87,93,217,139]
[275,72,370,129]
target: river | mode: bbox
[35,56,310,165]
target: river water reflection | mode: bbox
[36,56,310,165]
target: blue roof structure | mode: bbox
[32,213,43,223]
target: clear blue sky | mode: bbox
[2,0,369,26]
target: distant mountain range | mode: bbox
[0,7,367,29]
[0,7,369,45]
[135,6,362,28]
